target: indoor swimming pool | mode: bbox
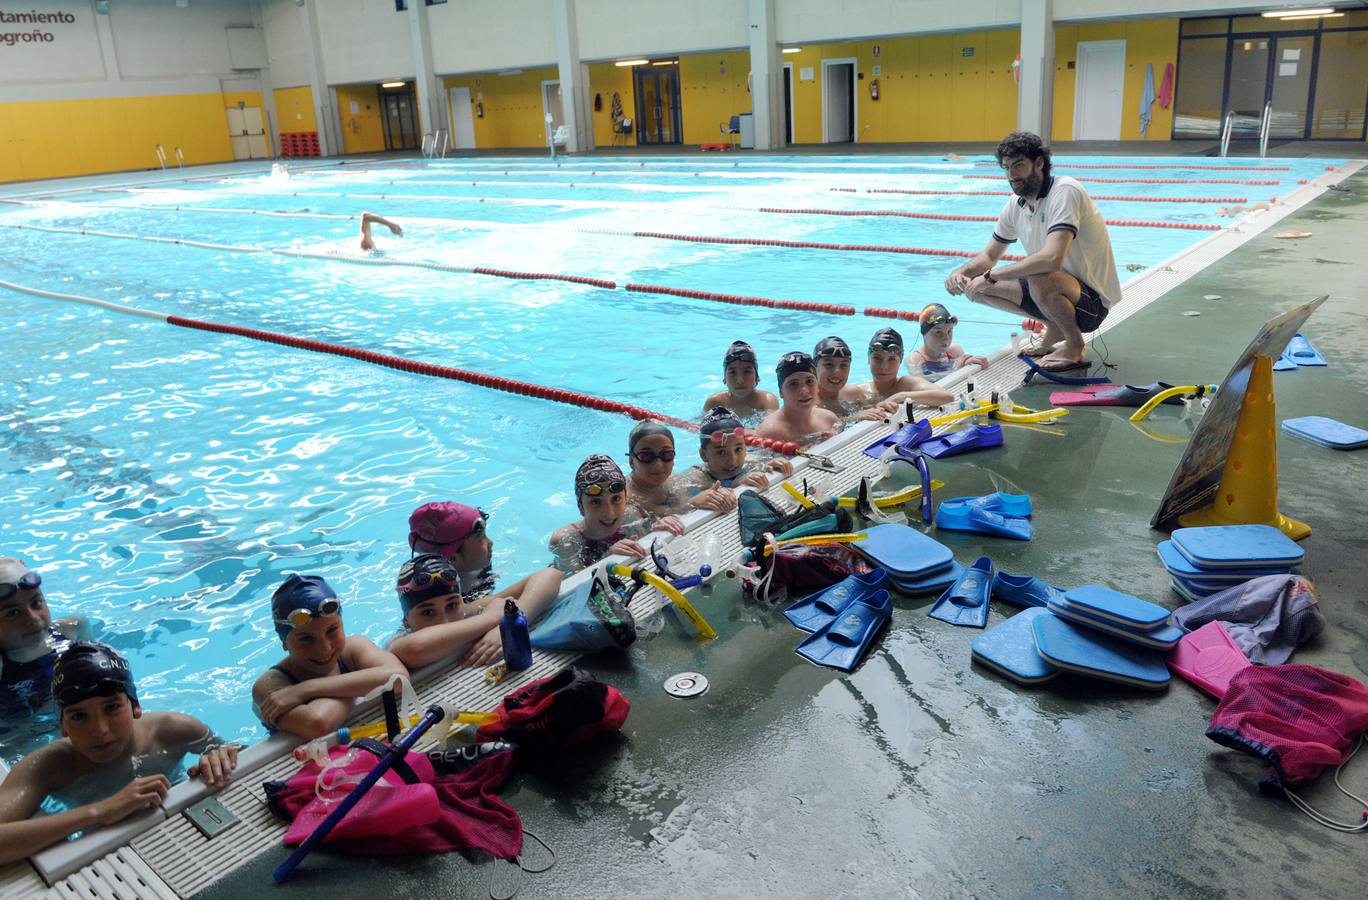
[0,152,1340,751]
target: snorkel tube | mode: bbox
[1129,384,1217,423]
[610,564,717,640]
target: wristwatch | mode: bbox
[983,270,998,284]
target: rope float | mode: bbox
[627,229,1024,259]
[842,188,1251,204]
[0,276,800,456]
[756,207,1221,231]
[973,162,1291,172]
[624,282,856,316]
[962,174,1279,186]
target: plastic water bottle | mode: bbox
[699,532,723,585]
[292,735,332,765]
[499,599,533,671]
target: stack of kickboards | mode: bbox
[971,585,1177,690]
[1156,524,1304,602]
[1280,415,1368,451]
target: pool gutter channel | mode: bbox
[3,159,1360,898]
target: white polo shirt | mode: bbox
[992,175,1121,309]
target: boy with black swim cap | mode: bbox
[685,407,794,505]
[702,341,778,420]
[755,352,840,448]
[0,643,238,864]
[846,327,955,411]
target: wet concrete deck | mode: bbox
[201,169,1368,900]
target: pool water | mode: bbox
[0,153,1338,753]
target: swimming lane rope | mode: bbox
[972,162,1291,172]
[961,174,1279,186]
[0,276,802,456]
[842,189,1251,204]
[754,207,1221,232]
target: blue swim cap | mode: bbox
[52,642,138,712]
[271,574,341,643]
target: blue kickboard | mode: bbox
[1170,578,1223,604]
[1156,541,1295,583]
[1060,585,1171,632]
[1046,598,1184,651]
[971,608,1060,685]
[1170,525,1304,570]
[892,560,964,595]
[851,524,955,579]
[1282,416,1368,451]
[1031,613,1171,690]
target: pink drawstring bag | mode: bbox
[1207,664,1368,832]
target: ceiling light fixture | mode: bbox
[1261,7,1335,17]
[1276,10,1343,17]
[614,59,648,67]
[782,47,802,54]
[381,81,407,88]
[651,59,677,66]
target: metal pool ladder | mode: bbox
[1257,102,1272,159]
[1218,111,1234,158]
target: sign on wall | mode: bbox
[0,5,105,84]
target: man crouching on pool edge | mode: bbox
[755,352,839,448]
[0,643,239,865]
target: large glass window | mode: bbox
[1173,37,1227,138]
[1312,30,1368,138]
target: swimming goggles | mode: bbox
[0,571,42,603]
[630,448,676,464]
[581,479,627,497]
[869,339,903,353]
[707,427,746,445]
[274,597,342,629]
[397,565,460,593]
[814,340,852,360]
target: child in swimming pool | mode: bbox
[812,336,862,416]
[251,575,408,739]
[846,327,956,410]
[386,555,509,671]
[686,407,794,508]
[0,557,92,718]
[624,420,692,526]
[549,455,650,574]
[406,500,562,664]
[702,341,778,421]
[0,642,239,865]
[755,352,841,448]
[905,303,990,377]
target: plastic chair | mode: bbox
[551,124,569,147]
[612,117,633,146]
[720,115,740,147]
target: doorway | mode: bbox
[1073,40,1126,140]
[542,80,564,134]
[783,62,794,145]
[1227,34,1316,139]
[821,58,856,143]
[379,83,419,151]
[226,106,270,160]
[448,86,476,149]
[633,63,682,144]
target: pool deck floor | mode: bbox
[183,166,1368,899]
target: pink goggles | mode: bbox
[708,426,746,445]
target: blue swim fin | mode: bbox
[928,556,995,628]
[1285,333,1326,366]
[795,590,892,672]
[935,504,1034,541]
[991,571,1064,608]
[783,568,887,633]
[1272,352,1299,372]
[937,492,1033,518]
[920,424,1004,460]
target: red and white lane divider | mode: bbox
[0,276,801,456]
[962,174,1279,186]
[756,207,1221,232]
[972,162,1291,172]
[836,188,1250,204]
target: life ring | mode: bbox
[1012,53,1021,85]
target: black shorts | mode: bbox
[1018,276,1109,334]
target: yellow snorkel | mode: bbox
[1129,384,1218,423]
[611,563,717,639]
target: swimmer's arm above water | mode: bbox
[254,640,408,739]
[389,603,502,670]
[0,746,171,865]
[359,212,402,251]
[154,714,239,789]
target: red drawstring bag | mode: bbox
[1207,664,1368,832]
[477,667,630,752]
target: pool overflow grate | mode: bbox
[1,158,1359,898]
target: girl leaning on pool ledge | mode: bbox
[251,575,407,740]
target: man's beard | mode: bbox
[1011,172,1042,197]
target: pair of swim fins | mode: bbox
[784,569,891,672]
[934,492,1034,541]
[928,556,995,628]
[920,424,1003,459]
[1274,333,1327,370]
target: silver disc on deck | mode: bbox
[663,672,709,699]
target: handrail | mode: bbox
[437,129,449,158]
[173,147,184,169]
[154,144,167,170]
[1258,102,1272,159]
[1218,111,1234,158]
[420,132,433,157]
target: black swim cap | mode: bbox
[628,419,674,453]
[723,341,757,370]
[52,642,138,712]
[813,336,852,360]
[699,407,745,445]
[868,327,904,355]
[919,303,958,335]
[775,351,816,389]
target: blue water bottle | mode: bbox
[499,599,533,671]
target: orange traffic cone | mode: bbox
[1178,354,1310,540]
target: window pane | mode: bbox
[1312,30,1368,138]
[1228,39,1269,137]
[1233,15,1316,34]
[1181,18,1228,37]
[1174,37,1227,137]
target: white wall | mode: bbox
[261,0,309,88]
[1054,0,1268,21]
[0,0,262,99]
[575,0,747,61]
[776,0,1021,43]
[427,0,557,74]
[315,0,412,84]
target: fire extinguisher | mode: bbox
[869,78,880,101]
[475,102,484,118]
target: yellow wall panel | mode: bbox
[587,62,636,147]
[274,85,318,133]
[984,30,1021,138]
[336,84,385,154]
[443,66,557,149]
[8,104,53,181]
[35,102,81,178]
[950,32,988,141]
[66,99,108,176]
[96,98,138,173]
[1052,19,1179,141]
[679,51,749,145]
[0,105,21,183]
